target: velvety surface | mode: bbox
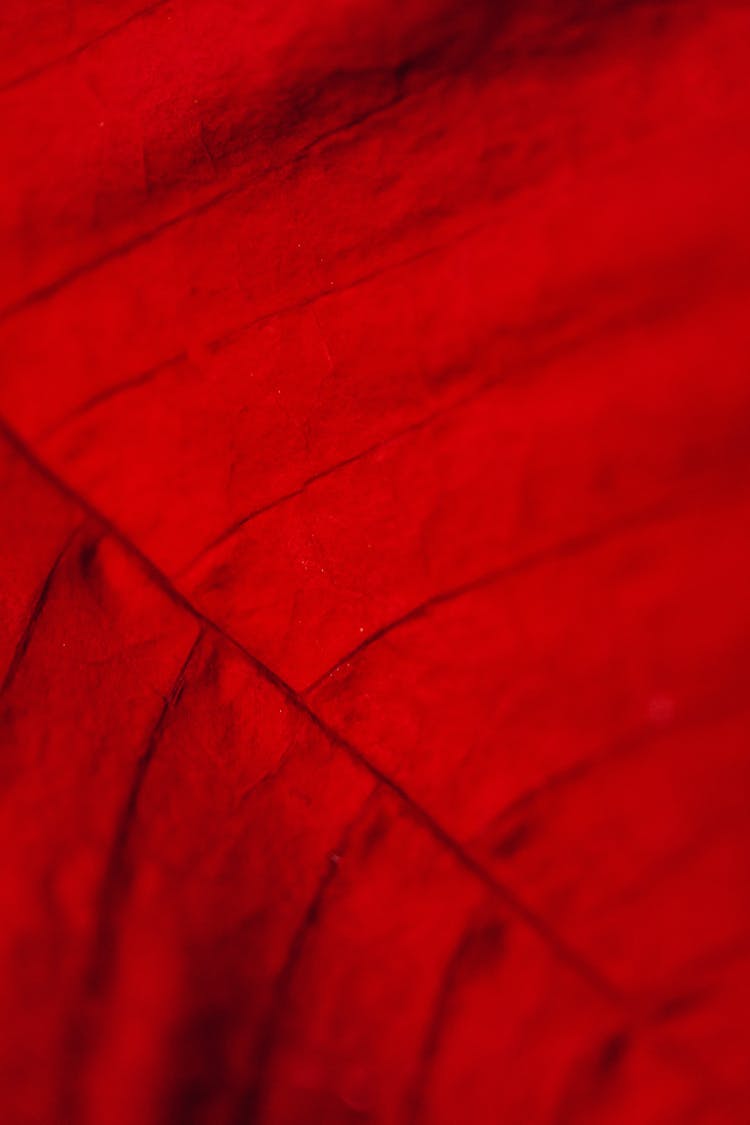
[1,2,749,1122]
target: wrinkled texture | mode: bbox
[0,1,749,1122]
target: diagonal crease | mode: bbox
[0,522,82,699]
[0,412,626,1008]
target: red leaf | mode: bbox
[1,1,749,1122]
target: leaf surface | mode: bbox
[1,2,749,1122]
